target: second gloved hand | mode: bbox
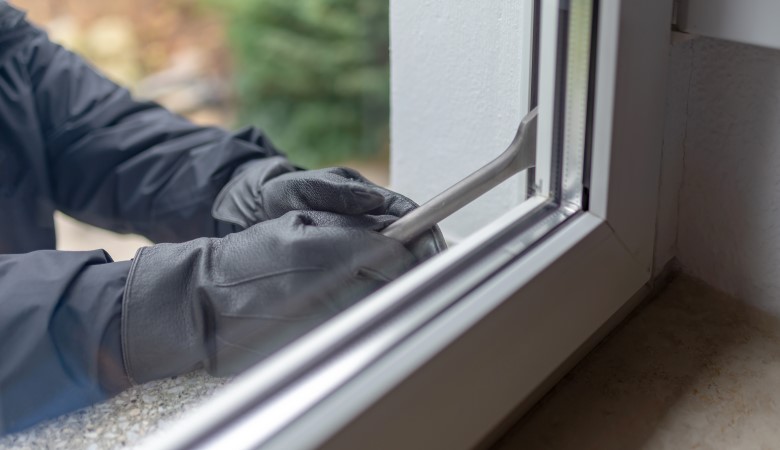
[122,211,416,383]
[211,156,447,260]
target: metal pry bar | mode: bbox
[382,107,539,243]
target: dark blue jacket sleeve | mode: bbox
[6,5,280,243]
[0,250,130,434]
[0,1,282,434]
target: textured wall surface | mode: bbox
[389,0,531,241]
[674,38,780,315]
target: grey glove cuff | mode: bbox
[121,243,211,384]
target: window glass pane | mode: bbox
[390,1,536,242]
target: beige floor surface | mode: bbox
[493,274,780,450]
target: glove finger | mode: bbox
[211,215,424,376]
[264,176,385,217]
[344,186,449,260]
[324,231,417,311]
[327,166,371,182]
[349,231,418,281]
[295,210,398,231]
[317,167,419,218]
[294,211,418,279]
[291,207,448,263]
[406,226,448,261]
[211,269,386,377]
[347,184,419,218]
[322,204,448,262]
[295,167,420,219]
[212,156,296,228]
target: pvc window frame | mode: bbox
[144,0,673,448]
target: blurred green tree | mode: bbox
[208,0,390,168]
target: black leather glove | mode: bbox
[211,156,447,260]
[122,211,416,383]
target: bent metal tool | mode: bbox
[382,107,539,243]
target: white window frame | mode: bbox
[144,1,673,448]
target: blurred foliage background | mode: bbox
[14,0,391,170]
[211,0,390,168]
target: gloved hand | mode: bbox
[122,211,417,383]
[211,156,447,260]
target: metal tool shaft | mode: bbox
[382,107,539,243]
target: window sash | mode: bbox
[141,0,674,448]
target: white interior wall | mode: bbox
[389,0,532,242]
[677,38,780,316]
[657,36,780,316]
